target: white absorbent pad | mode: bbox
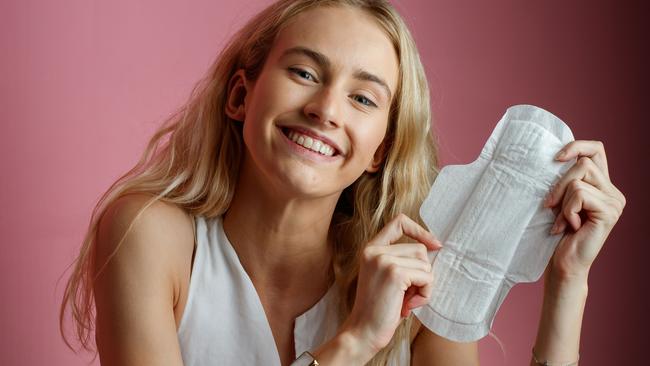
[412,104,575,342]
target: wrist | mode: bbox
[311,328,377,365]
[545,264,589,297]
[534,265,588,364]
[340,328,378,363]
[544,276,589,306]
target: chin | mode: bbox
[269,168,341,200]
[281,175,332,198]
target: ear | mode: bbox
[365,139,389,173]
[225,69,249,122]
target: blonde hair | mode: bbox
[59,0,438,364]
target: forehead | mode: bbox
[269,5,399,90]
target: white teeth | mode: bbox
[312,140,322,151]
[319,145,329,155]
[285,129,335,156]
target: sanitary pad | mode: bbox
[413,104,575,342]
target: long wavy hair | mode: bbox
[59,0,438,364]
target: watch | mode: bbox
[292,351,320,366]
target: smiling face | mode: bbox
[231,5,399,200]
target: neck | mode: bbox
[223,160,339,298]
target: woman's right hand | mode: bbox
[341,213,442,356]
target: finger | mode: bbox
[402,286,418,317]
[387,265,434,297]
[550,204,568,235]
[401,303,411,318]
[403,294,428,317]
[545,156,611,208]
[401,268,435,316]
[406,293,431,310]
[369,213,442,250]
[404,285,417,302]
[555,140,609,180]
[551,179,614,234]
[405,283,435,312]
[555,179,590,232]
[557,180,612,232]
[369,243,431,262]
[379,254,432,273]
[562,182,582,232]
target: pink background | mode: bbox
[1,0,645,365]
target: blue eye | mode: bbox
[353,95,377,108]
[289,67,316,82]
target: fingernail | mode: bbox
[555,150,566,160]
[550,222,559,235]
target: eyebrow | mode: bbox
[281,46,393,101]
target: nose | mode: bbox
[303,87,341,128]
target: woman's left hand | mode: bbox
[543,140,626,282]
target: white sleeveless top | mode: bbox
[177,216,410,365]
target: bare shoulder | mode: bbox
[99,192,194,248]
[94,193,194,366]
[96,193,195,272]
[410,316,480,366]
[96,193,195,286]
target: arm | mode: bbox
[310,327,377,365]
[310,214,444,365]
[530,140,625,365]
[530,269,587,365]
[410,318,479,366]
[94,194,194,366]
[310,316,479,366]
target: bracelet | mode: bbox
[293,350,319,366]
[307,351,319,366]
[532,347,579,366]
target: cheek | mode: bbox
[249,74,306,119]
[356,119,388,152]
[242,79,282,141]
[345,124,387,171]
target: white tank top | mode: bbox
[177,215,410,365]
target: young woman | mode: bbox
[60,1,626,365]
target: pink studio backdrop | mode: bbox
[0,1,644,365]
